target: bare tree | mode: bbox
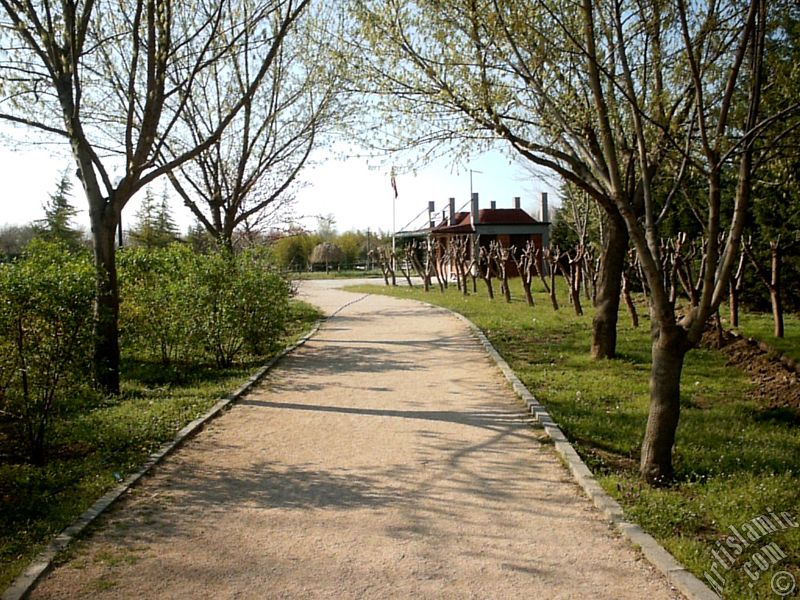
[166,4,341,248]
[0,0,310,392]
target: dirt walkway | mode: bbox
[31,281,680,599]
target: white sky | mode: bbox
[0,139,560,236]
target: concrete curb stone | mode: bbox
[445,310,719,600]
[1,320,325,600]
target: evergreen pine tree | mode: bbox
[39,171,82,247]
[155,186,179,246]
[130,186,179,248]
[129,189,159,248]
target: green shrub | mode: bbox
[188,247,289,366]
[0,240,95,465]
[119,245,290,368]
[118,244,196,364]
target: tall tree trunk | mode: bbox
[770,243,783,338]
[591,212,627,359]
[729,279,739,328]
[91,212,121,395]
[640,323,689,485]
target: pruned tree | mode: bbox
[744,236,792,337]
[543,246,560,311]
[427,238,446,292]
[489,241,512,303]
[621,250,639,329]
[478,245,495,300]
[511,240,538,307]
[559,246,584,317]
[370,246,396,286]
[350,0,659,360]
[0,0,311,393]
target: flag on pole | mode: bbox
[390,167,398,199]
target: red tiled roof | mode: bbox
[477,208,539,225]
[432,208,540,233]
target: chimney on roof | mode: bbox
[490,200,496,210]
[471,192,480,227]
[541,192,549,222]
[448,197,455,225]
[428,201,435,228]
[513,196,521,210]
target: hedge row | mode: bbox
[0,241,290,464]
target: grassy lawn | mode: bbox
[349,279,799,599]
[724,308,800,364]
[0,300,321,591]
[289,268,385,280]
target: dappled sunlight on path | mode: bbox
[30,280,681,600]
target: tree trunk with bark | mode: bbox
[591,213,627,359]
[90,206,121,394]
[640,323,690,485]
[770,242,784,338]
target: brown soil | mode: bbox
[704,328,800,416]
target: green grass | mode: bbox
[0,300,321,591]
[348,278,799,599]
[723,307,800,363]
[288,268,385,280]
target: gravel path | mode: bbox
[30,280,681,599]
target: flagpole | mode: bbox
[392,194,396,258]
[391,167,397,272]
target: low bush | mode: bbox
[119,244,290,368]
[0,240,95,465]
[118,244,196,365]
[187,247,290,366]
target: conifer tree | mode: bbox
[38,171,82,248]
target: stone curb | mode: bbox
[445,310,719,600]
[2,320,325,600]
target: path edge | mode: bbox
[442,309,719,600]
[1,320,325,600]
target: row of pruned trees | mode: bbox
[379,232,791,340]
[372,237,594,315]
[348,0,798,483]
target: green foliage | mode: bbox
[0,298,321,590]
[272,231,321,271]
[188,248,290,366]
[36,171,83,249]
[271,228,386,271]
[119,245,290,368]
[128,189,178,249]
[0,240,95,465]
[118,245,196,365]
[184,222,218,254]
[337,230,368,265]
[353,281,799,599]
